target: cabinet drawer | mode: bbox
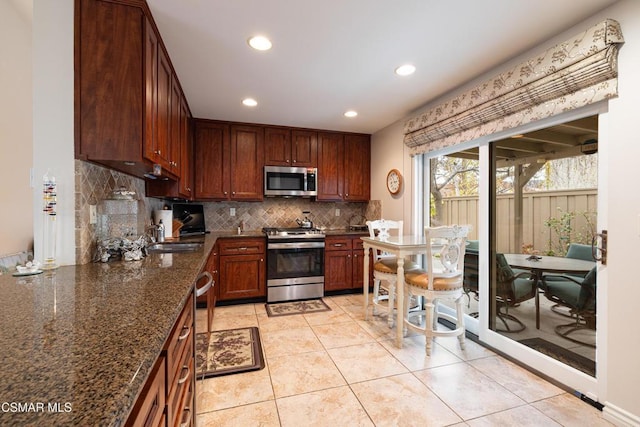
[218,238,265,255]
[325,237,353,251]
[166,294,193,389]
[352,238,365,251]
[168,343,193,427]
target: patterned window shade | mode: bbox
[403,19,624,156]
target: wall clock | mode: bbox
[386,169,402,195]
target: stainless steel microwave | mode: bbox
[264,166,317,197]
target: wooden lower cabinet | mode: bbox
[126,290,195,427]
[217,238,266,301]
[324,235,371,291]
[125,356,166,427]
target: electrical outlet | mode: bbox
[89,204,97,224]
[335,208,340,216]
[230,207,236,217]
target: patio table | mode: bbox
[504,254,595,329]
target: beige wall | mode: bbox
[370,120,414,231]
[0,0,33,257]
[370,1,640,423]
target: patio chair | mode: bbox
[495,253,538,333]
[544,242,595,317]
[541,266,597,347]
[463,245,479,317]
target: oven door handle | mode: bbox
[268,242,325,250]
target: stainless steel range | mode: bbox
[263,227,325,303]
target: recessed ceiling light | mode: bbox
[242,98,258,107]
[248,36,272,51]
[344,110,358,118]
[395,64,416,76]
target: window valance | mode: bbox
[403,19,623,156]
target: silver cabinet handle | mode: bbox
[179,407,191,427]
[195,271,213,297]
[178,325,191,341]
[178,365,190,384]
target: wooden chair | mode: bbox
[365,219,418,327]
[404,225,471,355]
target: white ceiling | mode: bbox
[147,0,618,135]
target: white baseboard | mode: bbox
[603,402,640,427]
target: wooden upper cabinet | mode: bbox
[169,74,182,175]
[76,0,187,182]
[264,127,291,166]
[291,130,317,167]
[178,99,193,199]
[230,125,264,201]
[77,0,144,164]
[344,134,370,201]
[194,121,230,200]
[317,132,345,201]
[317,132,370,202]
[264,128,317,167]
[155,47,172,172]
[143,15,158,164]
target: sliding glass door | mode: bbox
[418,110,604,400]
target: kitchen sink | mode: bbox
[146,241,204,253]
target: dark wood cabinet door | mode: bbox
[324,250,353,291]
[218,254,265,300]
[317,132,344,201]
[291,130,317,167]
[169,75,182,175]
[77,0,144,162]
[194,121,230,200]
[178,100,193,199]
[230,125,264,201]
[155,47,172,172]
[143,16,158,163]
[344,134,370,201]
[351,238,365,289]
[264,127,291,166]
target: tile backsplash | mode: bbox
[75,160,381,264]
[190,198,380,232]
[74,161,162,265]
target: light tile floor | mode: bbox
[195,294,612,427]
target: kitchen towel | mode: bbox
[153,210,173,238]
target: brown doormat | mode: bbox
[195,327,265,379]
[518,337,595,377]
[265,299,332,317]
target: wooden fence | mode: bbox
[439,188,597,254]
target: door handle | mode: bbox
[591,230,607,265]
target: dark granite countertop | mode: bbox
[0,234,216,426]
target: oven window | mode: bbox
[266,172,305,191]
[268,247,324,279]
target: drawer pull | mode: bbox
[238,247,248,251]
[179,407,191,427]
[178,365,190,384]
[333,243,343,247]
[178,326,191,341]
[195,271,213,297]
